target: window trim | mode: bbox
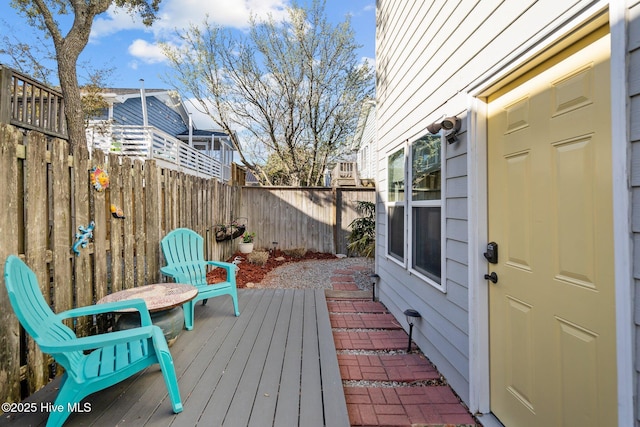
[385,144,407,268]
[408,133,446,292]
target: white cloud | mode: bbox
[128,39,167,64]
[91,0,290,65]
[92,0,289,41]
[155,0,284,32]
[363,4,375,12]
[184,98,216,129]
[91,7,147,40]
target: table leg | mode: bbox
[115,307,185,347]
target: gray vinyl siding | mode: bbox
[112,97,188,136]
[629,1,640,424]
[376,0,606,409]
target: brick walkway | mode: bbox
[328,263,479,427]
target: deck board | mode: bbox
[0,289,349,427]
[273,290,304,427]
[247,291,294,427]
[300,290,323,427]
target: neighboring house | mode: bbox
[93,88,190,135]
[375,2,634,427]
[329,99,376,187]
[87,88,235,182]
[351,99,377,186]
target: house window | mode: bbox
[387,148,405,262]
[410,134,443,287]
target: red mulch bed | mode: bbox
[206,250,337,288]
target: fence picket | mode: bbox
[73,144,92,336]
[121,156,135,290]
[51,137,72,325]
[24,132,49,393]
[133,160,146,287]
[145,160,160,284]
[0,124,21,404]
[91,149,108,302]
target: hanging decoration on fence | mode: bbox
[110,204,125,219]
[214,218,247,242]
[72,221,95,256]
[90,166,109,192]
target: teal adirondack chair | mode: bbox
[3,255,183,427]
[160,228,240,331]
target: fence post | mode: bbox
[0,67,11,125]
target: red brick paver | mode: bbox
[338,353,441,382]
[345,387,477,426]
[330,313,401,329]
[332,282,361,291]
[333,330,411,351]
[330,270,360,291]
[327,300,389,313]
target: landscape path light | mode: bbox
[370,273,379,301]
[403,308,422,352]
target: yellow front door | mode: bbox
[487,28,616,427]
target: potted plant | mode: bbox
[238,231,255,254]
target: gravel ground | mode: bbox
[252,256,374,289]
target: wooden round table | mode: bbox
[98,283,197,346]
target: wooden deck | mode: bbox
[0,289,350,427]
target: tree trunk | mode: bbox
[57,53,84,152]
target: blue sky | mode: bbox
[0,0,375,90]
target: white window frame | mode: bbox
[385,144,407,268]
[408,132,446,292]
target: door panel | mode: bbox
[488,30,616,427]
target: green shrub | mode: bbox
[283,247,307,258]
[347,200,375,258]
[248,250,269,265]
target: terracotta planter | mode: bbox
[238,242,254,254]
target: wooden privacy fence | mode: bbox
[0,123,375,406]
[240,186,375,254]
[0,124,239,405]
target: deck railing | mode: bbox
[0,65,66,139]
[331,161,361,186]
[87,124,227,181]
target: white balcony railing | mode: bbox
[86,124,226,181]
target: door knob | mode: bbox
[484,272,498,284]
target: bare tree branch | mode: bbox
[163,0,374,186]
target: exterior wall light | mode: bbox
[403,308,422,352]
[427,116,461,144]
